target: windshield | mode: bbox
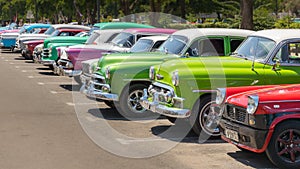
[158,35,188,55]
[86,32,100,45]
[111,32,134,48]
[75,32,86,37]
[234,36,276,61]
[129,39,153,52]
[88,26,100,36]
[50,30,60,36]
[44,26,55,35]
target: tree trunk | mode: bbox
[178,0,186,23]
[240,0,254,30]
[149,0,161,26]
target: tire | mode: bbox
[266,121,300,169]
[118,83,153,118]
[167,116,177,124]
[104,100,116,109]
[74,76,82,85]
[189,95,221,137]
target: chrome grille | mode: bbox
[82,62,90,74]
[43,48,50,57]
[226,105,247,123]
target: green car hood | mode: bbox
[44,36,89,48]
[98,52,179,71]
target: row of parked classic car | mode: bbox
[2,21,300,169]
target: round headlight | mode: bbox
[105,66,111,79]
[149,66,155,80]
[66,62,74,69]
[216,88,226,105]
[172,70,179,86]
[246,95,259,114]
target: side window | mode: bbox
[136,34,152,41]
[230,39,243,52]
[152,40,165,50]
[273,42,300,64]
[199,38,225,56]
[105,33,119,43]
[59,32,69,36]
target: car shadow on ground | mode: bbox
[36,67,51,70]
[227,150,277,168]
[151,124,225,144]
[59,84,81,91]
[1,49,13,53]
[14,57,25,60]
[87,108,166,122]
[38,71,56,76]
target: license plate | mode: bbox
[225,129,239,142]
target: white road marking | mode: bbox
[22,70,42,72]
[28,75,58,79]
[116,137,199,145]
[50,90,70,94]
[66,102,102,106]
[37,82,73,85]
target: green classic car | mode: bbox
[40,22,155,68]
[81,28,254,117]
[141,29,300,137]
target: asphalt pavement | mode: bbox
[0,49,277,169]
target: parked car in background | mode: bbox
[217,84,300,169]
[54,29,123,82]
[58,33,169,85]
[16,24,90,55]
[140,29,300,137]
[39,24,156,69]
[81,28,252,117]
[0,23,50,50]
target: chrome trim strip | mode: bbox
[192,89,217,93]
[261,100,300,104]
[152,82,175,94]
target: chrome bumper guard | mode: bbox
[140,89,190,118]
[42,60,55,66]
[80,76,119,101]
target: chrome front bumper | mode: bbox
[54,63,82,76]
[80,82,119,101]
[42,60,55,66]
[140,89,190,118]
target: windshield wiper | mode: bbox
[231,52,248,60]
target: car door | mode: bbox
[264,40,300,84]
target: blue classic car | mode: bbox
[0,23,50,50]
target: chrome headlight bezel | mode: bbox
[246,95,259,114]
[149,66,155,80]
[66,62,74,69]
[216,88,226,105]
[105,66,111,79]
[172,70,179,86]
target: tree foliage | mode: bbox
[0,0,296,30]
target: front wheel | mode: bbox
[189,95,221,137]
[266,121,300,169]
[118,83,153,118]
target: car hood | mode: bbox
[44,36,88,44]
[227,84,300,108]
[98,52,178,69]
[19,34,50,39]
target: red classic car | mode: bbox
[216,84,300,169]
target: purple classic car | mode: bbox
[56,28,176,82]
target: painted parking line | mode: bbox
[28,75,59,79]
[37,82,73,85]
[66,102,104,106]
[22,70,44,73]
[50,90,71,94]
[115,137,200,145]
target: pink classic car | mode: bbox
[56,28,176,83]
[216,84,300,169]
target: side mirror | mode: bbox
[272,60,281,71]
